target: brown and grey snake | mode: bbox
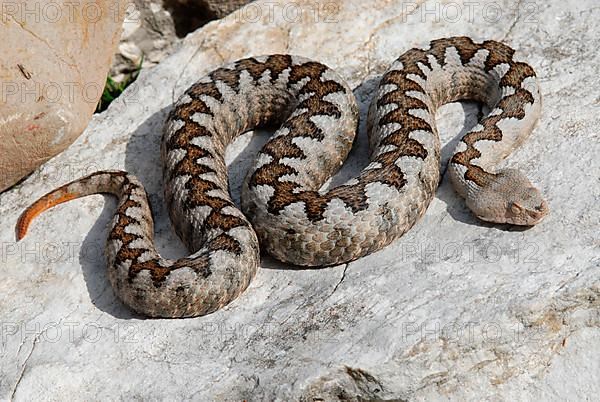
[16,37,549,318]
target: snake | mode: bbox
[16,37,549,318]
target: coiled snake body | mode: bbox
[17,37,548,318]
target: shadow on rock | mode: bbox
[78,105,175,320]
[436,101,535,233]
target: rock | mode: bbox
[1,0,598,400]
[167,0,253,19]
[108,0,253,83]
[200,0,254,18]
[163,0,254,36]
[0,0,126,192]
[110,0,178,82]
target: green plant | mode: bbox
[96,55,144,113]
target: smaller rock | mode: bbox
[110,0,255,80]
[300,367,390,402]
[110,0,178,81]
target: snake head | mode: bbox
[467,169,549,226]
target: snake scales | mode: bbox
[16,37,548,318]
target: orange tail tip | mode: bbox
[16,190,80,241]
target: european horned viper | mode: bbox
[16,37,549,318]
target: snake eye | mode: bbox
[510,202,523,214]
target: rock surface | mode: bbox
[202,0,254,18]
[110,0,253,83]
[110,0,178,81]
[0,0,126,192]
[1,0,598,400]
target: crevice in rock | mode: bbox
[501,0,524,41]
[328,263,349,299]
[10,334,40,400]
[163,0,216,37]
